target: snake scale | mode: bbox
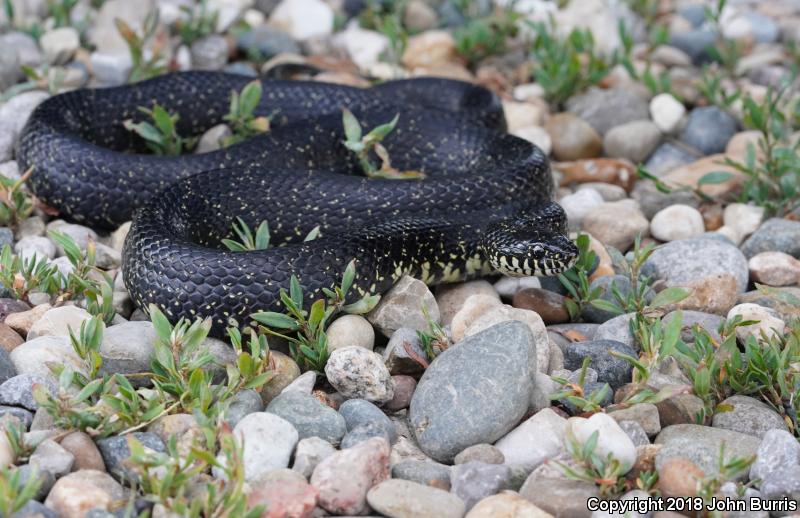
[17,71,577,335]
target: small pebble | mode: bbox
[749,251,800,287]
[650,93,686,134]
[650,204,706,242]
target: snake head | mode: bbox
[482,202,578,277]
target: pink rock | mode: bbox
[310,437,390,515]
[749,251,800,287]
[385,375,417,411]
[247,477,318,518]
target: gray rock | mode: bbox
[383,327,427,375]
[454,443,504,465]
[547,323,600,352]
[15,463,55,501]
[750,429,800,487]
[0,90,49,143]
[366,479,466,518]
[563,340,635,390]
[631,178,700,220]
[566,87,650,135]
[0,31,43,68]
[10,500,58,518]
[669,29,716,65]
[236,26,300,58]
[582,275,653,323]
[216,412,299,481]
[409,321,537,462]
[655,424,761,477]
[339,398,396,442]
[0,405,33,427]
[561,380,614,414]
[0,47,20,95]
[266,391,346,445]
[593,313,636,348]
[618,420,650,447]
[641,237,749,292]
[741,11,779,43]
[223,62,258,77]
[190,35,229,70]
[292,436,336,479]
[341,421,392,449]
[603,120,661,162]
[519,476,599,518]
[367,275,440,337]
[759,465,800,513]
[712,395,789,439]
[0,347,15,385]
[97,432,166,482]
[677,4,705,27]
[29,439,75,478]
[224,388,263,428]
[663,310,723,344]
[741,218,800,259]
[89,52,132,86]
[450,461,512,510]
[680,106,738,155]
[392,460,451,489]
[0,374,56,411]
[644,142,698,177]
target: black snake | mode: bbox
[18,71,577,334]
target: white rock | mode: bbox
[435,280,499,327]
[207,0,251,32]
[281,371,316,395]
[90,52,133,86]
[650,204,705,242]
[502,100,547,133]
[559,188,605,231]
[0,160,20,181]
[14,236,56,261]
[511,125,552,155]
[401,30,457,69]
[567,413,636,473]
[326,314,375,351]
[195,124,232,154]
[334,23,389,71]
[47,220,99,252]
[493,276,541,298]
[325,346,394,403]
[28,305,93,340]
[714,225,742,245]
[215,412,299,481]
[749,251,800,287]
[723,203,765,240]
[40,27,80,65]
[450,294,503,341]
[268,0,333,40]
[512,83,546,102]
[292,436,336,479]
[727,303,786,343]
[649,93,686,134]
[367,275,439,338]
[0,90,49,137]
[494,408,566,473]
[10,335,84,379]
[29,439,75,477]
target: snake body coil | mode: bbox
[18,72,577,334]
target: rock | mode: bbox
[27,306,92,340]
[669,29,716,65]
[455,444,504,465]
[577,183,627,203]
[512,288,570,325]
[218,412,298,481]
[368,275,440,337]
[224,388,263,428]
[494,277,541,299]
[0,91,49,161]
[655,424,761,477]
[0,298,31,323]
[246,472,319,518]
[268,0,333,40]
[266,391,346,445]
[451,461,512,510]
[563,340,635,390]
[749,251,800,286]
[0,42,21,92]
[712,395,789,439]
[642,237,748,293]
[10,335,83,380]
[236,26,299,60]
[741,218,800,259]
[96,432,165,482]
[566,88,650,135]
[43,470,126,518]
[391,460,451,490]
[663,310,724,344]
[581,275,652,324]
[40,27,80,65]
[558,188,605,231]
[0,406,32,427]
[723,203,765,242]
[15,463,55,501]
[29,439,75,478]
[660,154,743,200]
[649,93,686,134]
[403,0,438,31]
[401,30,457,69]
[436,281,499,327]
[593,313,636,348]
[568,413,637,472]
[603,120,661,163]
[190,35,229,70]
[281,371,316,394]
[260,350,300,405]
[581,200,649,251]
[195,124,231,154]
[545,113,603,161]
[0,373,55,410]
[643,142,698,178]
[11,500,58,518]
[556,158,637,192]
[386,376,416,412]
[656,394,706,427]
[750,429,800,486]
[410,321,538,462]
[503,101,547,133]
[609,404,661,437]
[727,303,786,343]
[494,408,566,474]
[466,492,554,518]
[292,436,336,479]
[450,294,501,341]
[512,126,552,155]
[759,465,800,510]
[311,436,390,516]
[339,398,396,444]
[618,420,650,447]
[89,52,133,86]
[325,346,394,404]
[519,476,599,518]
[658,457,704,498]
[327,314,375,351]
[672,271,740,316]
[367,479,466,518]
[680,107,738,155]
[0,348,16,385]
[649,204,706,242]
[59,431,105,471]
[383,328,427,376]
[14,236,56,261]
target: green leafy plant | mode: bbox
[0,466,42,517]
[0,244,61,303]
[703,0,742,75]
[557,234,601,321]
[47,0,79,28]
[221,217,319,252]
[695,446,755,511]
[551,357,611,414]
[116,9,167,82]
[176,0,218,45]
[553,428,627,498]
[222,80,273,147]
[454,9,520,68]
[124,104,197,155]
[252,261,380,371]
[416,305,450,361]
[0,168,35,227]
[342,109,424,180]
[2,416,33,463]
[698,67,741,109]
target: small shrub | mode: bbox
[124,104,197,155]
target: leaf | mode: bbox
[650,287,691,308]
[124,120,163,145]
[289,275,303,308]
[308,299,325,332]
[589,299,624,315]
[251,311,300,330]
[697,171,734,186]
[254,220,270,250]
[341,260,356,295]
[148,304,173,341]
[342,108,362,142]
[151,105,175,136]
[343,294,380,315]
[366,114,399,142]
[239,80,262,116]
[303,226,321,242]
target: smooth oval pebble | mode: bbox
[650,204,706,242]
